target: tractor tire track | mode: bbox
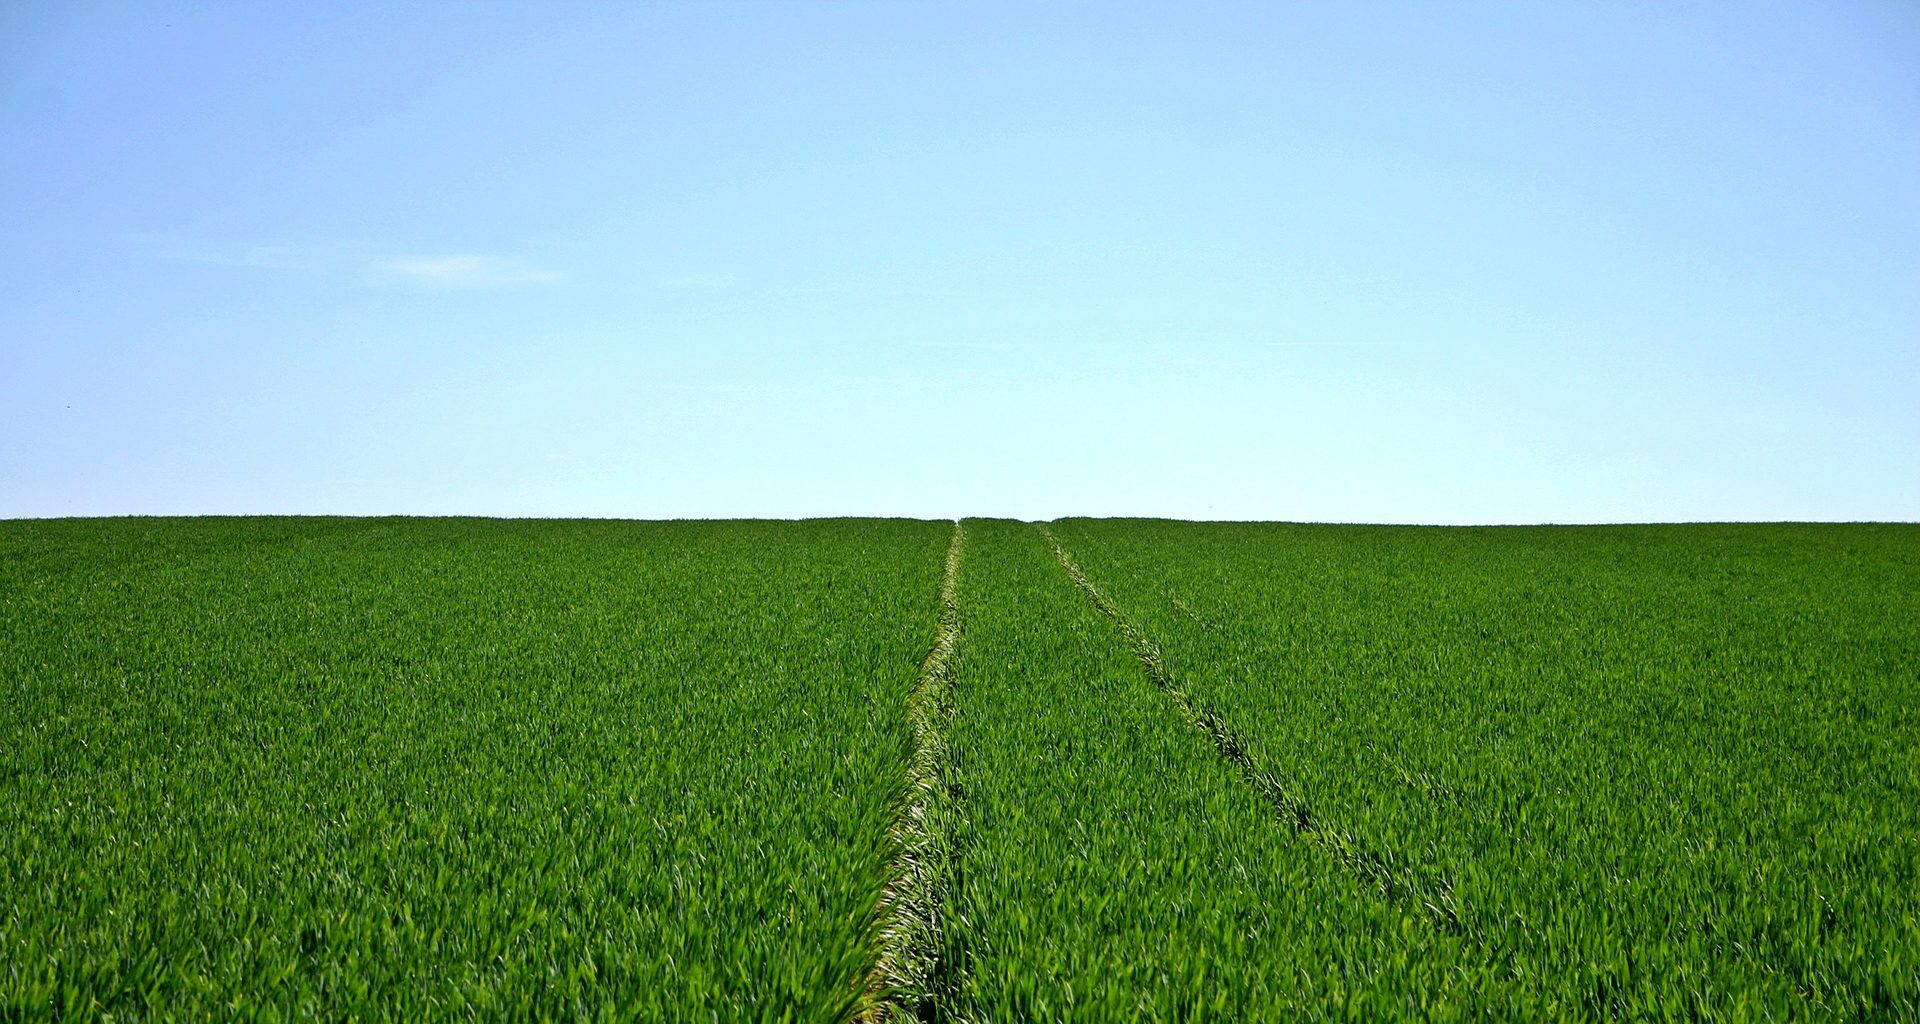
[1039,524,1462,933]
[854,520,966,1022]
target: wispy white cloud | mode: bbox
[152,240,562,289]
[377,254,562,288]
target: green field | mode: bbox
[3,517,1916,1020]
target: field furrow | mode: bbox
[939,519,1489,1020]
[1041,524,1462,930]
[857,520,966,1022]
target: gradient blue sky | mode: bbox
[3,1,1915,522]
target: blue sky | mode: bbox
[3,1,1915,522]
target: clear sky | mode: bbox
[3,1,1915,523]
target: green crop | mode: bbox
[1045,519,1920,1020]
[4,516,1915,1020]
[0,517,950,1021]
[936,520,1493,1021]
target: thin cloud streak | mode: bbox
[378,255,562,288]
[153,241,564,289]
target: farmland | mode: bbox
[3,517,1916,1020]
[0,517,950,1020]
[1043,520,1920,1020]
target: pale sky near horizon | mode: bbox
[3,1,1916,523]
